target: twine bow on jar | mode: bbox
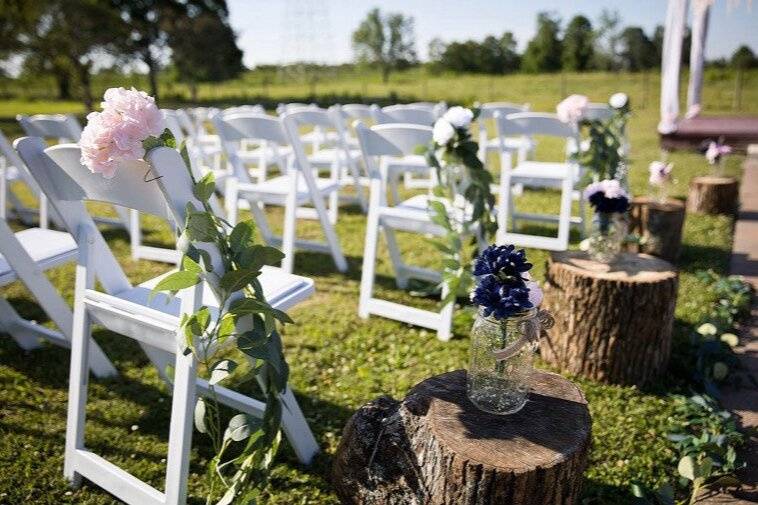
[492,309,554,361]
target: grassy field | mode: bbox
[0,70,753,504]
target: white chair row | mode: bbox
[12,135,319,505]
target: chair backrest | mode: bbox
[342,104,375,122]
[175,109,199,137]
[276,102,317,116]
[0,128,43,199]
[354,122,432,179]
[281,107,352,170]
[223,105,266,117]
[17,114,82,142]
[477,102,529,120]
[495,112,579,139]
[375,105,436,126]
[214,113,290,183]
[15,137,226,289]
[583,103,614,122]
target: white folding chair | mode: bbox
[371,104,436,126]
[0,201,116,378]
[16,136,319,505]
[476,102,534,165]
[354,122,457,341]
[215,112,348,273]
[566,103,629,162]
[494,112,583,251]
[342,103,376,124]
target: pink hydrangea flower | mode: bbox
[705,141,732,165]
[79,87,164,178]
[556,94,589,124]
[648,161,673,186]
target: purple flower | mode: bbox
[472,275,534,319]
[473,244,532,284]
[705,141,731,165]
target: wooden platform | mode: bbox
[660,116,758,152]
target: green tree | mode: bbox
[109,0,231,100]
[352,7,417,83]
[562,15,594,71]
[731,45,756,69]
[619,26,657,71]
[522,12,562,73]
[167,11,244,101]
[592,8,622,70]
[652,25,664,66]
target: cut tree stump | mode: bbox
[540,251,678,386]
[332,369,591,505]
[687,175,739,215]
[629,196,686,263]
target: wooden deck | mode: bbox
[660,116,758,152]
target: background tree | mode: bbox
[731,45,757,69]
[652,25,664,66]
[562,15,594,71]
[352,7,417,83]
[592,9,622,70]
[167,11,244,101]
[109,0,231,100]
[522,12,562,73]
[619,26,656,71]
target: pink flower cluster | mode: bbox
[583,179,628,201]
[556,94,589,124]
[648,161,673,186]
[80,87,164,178]
[705,141,732,165]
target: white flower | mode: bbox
[556,94,589,123]
[432,119,455,146]
[442,106,474,128]
[526,281,543,307]
[648,161,673,186]
[609,92,628,109]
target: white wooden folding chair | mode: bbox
[354,122,458,341]
[476,102,534,165]
[371,104,436,126]
[494,112,583,251]
[16,136,319,505]
[215,112,348,274]
[342,104,376,124]
[0,190,116,377]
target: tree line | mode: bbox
[353,7,758,79]
[0,0,244,108]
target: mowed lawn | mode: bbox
[0,70,754,504]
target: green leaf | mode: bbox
[713,361,729,380]
[194,397,208,434]
[677,455,697,481]
[229,220,257,253]
[186,211,217,242]
[238,245,285,270]
[181,255,203,275]
[224,413,260,442]
[217,314,237,342]
[159,128,176,148]
[149,270,200,300]
[220,269,259,293]
[186,307,211,338]
[209,359,237,385]
[142,135,162,151]
[192,172,216,202]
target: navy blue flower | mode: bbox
[472,275,534,319]
[473,244,532,285]
[588,192,630,213]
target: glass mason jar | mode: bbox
[587,211,628,263]
[467,307,553,415]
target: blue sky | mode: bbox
[227,0,758,67]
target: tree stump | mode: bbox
[686,176,739,215]
[629,196,686,263]
[540,251,678,386]
[332,369,591,505]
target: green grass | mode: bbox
[0,70,753,504]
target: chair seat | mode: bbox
[238,145,291,165]
[379,194,471,235]
[237,175,339,205]
[484,136,535,152]
[0,228,78,286]
[510,161,574,180]
[307,148,361,166]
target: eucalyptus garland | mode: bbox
[424,106,497,306]
[574,96,630,183]
[147,134,291,505]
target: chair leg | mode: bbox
[280,387,319,464]
[328,160,339,225]
[383,226,409,289]
[359,212,381,319]
[129,209,141,261]
[164,351,196,505]
[0,298,41,350]
[556,176,574,250]
[224,178,239,226]
[437,284,455,342]
[281,173,299,274]
[63,300,91,487]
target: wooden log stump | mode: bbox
[686,175,739,215]
[629,196,686,263]
[540,251,678,386]
[332,369,591,505]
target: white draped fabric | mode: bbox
[686,0,713,118]
[659,0,689,134]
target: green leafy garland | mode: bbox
[574,102,630,183]
[146,132,292,504]
[424,108,497,306]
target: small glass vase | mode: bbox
[587,212,628,263]
[467,307,554,415]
